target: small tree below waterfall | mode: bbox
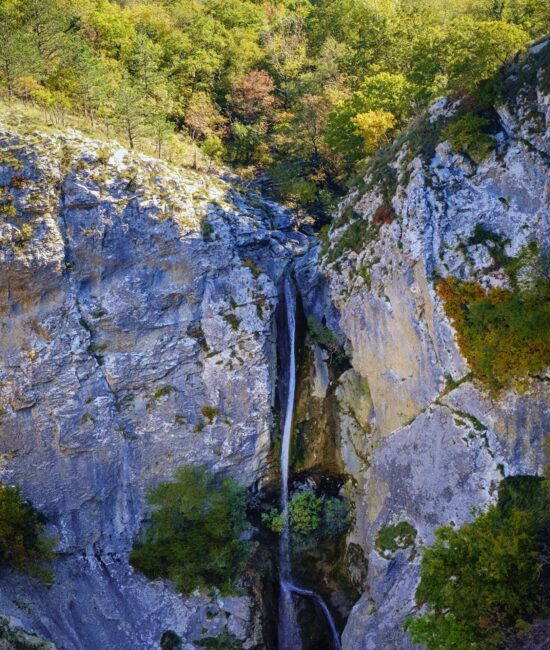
[130,466,248,594]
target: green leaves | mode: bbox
[130,466,248,595]
[326,73,414,166]
[0,484,56,584]
[262,489,351,550]
[444,18,528,92]
[406,476,550,649]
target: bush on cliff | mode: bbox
[0,484,56,583]
[405,476,550,650]
[437,268,550,391]
[262,489,351,550]
[130,466,248,595]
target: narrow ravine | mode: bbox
[278,275,342,650]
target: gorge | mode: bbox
[0,37,549,650]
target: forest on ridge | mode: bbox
[0,0,548,215]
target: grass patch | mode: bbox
[153,386,175,400]
[242,258,261,278]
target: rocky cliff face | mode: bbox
[297,41,549,649]
[0,41,548,650]
[0,125,307,648]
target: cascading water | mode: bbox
[278,276,341,650]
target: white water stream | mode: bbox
[277,276,342,650]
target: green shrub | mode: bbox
[441,113,497,163]
[201,219,215,242]
[405,476,550,650]
[160,630,182,650]
[195,628,243,649]
[307,316,337,348]
[375,521,417,557]
[289,490,323,538]
[201,405,220,423]
[153,386,175,400]
[130,466,248,595]
[242,258,261,278]
[263,490,351,549]
[0,485,55,583]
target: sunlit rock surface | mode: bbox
[0,126,306,648]
[297,42,549,650]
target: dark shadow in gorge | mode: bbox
[247,271,362,649]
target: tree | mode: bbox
[444,18,528,91]
[352,110,397,155]
[326,72,413,165]
[110,80,149,149]
[184,91,225,142]
[129,466,248,594]
[265,12,309,108]
[0,484,55,583]
[229,69,278,125]
[202,135,226,171]
[405,476,550,650]
[147,108,174,159]
[0,6,41,100]
[17,0,68,65]
[127,33,164,97]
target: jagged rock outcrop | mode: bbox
[297,41,550,649]
[0,125,307,648]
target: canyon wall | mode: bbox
[296,40,549,650]
[0,126,306,648]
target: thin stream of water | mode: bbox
[277,276,341,650]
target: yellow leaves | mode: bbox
[351,109,397,155]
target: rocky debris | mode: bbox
[0,125,307,648]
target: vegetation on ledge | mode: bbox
[0,484,56,584]
[405,475,550,650]
[130,466,248,595]
[375,521,417,558]
[437,264,550,392]
[262,488,351,551]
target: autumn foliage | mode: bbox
[437,277,550,392]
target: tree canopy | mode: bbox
[405,476,550,649]
[0,0,545,214]
[129,466,248,594]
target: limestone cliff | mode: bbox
[0,125,306,648]
[0,39,549,650]
[296,40,549,649]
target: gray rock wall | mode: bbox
[0,126,306,648]
[299,43,550,649]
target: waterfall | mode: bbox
[278,276,341,650]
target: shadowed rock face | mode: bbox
[296,43,550,649]
[0,127,308,648]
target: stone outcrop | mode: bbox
[297,41,550,649]
[0,39,549,650]
[0,125,306,648]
